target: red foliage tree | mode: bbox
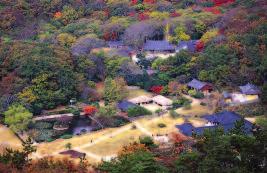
[103,31,118,41]
[170,132,188,154]
[196,40,204,52]
[150,86,164,94]
[213,0,235,6]
[54,12,62,18]
[128,11,136,17]
[203,7,221,14]
[143,0,156,4]
[138,12,150,21]
[104,8,110,17]
[130,0,138,5]
[170,11,181,18]
[83,106,97,116]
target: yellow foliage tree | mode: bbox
[149,11,169,21]
[170,26,190,43]
[56,33,76,47]
[18,88,37,104]
[200,28,219,43]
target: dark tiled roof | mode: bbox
[143,40,175,51]
[239,83,261,95]
[202,111,242,125]
[176,40,198,52]
[187,79,207,90]
[117,100,137,112]
[176,123,194,136]
[176,111,253,136]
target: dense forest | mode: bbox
[1,0,266,114]
[0,0,267,172]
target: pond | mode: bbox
[69,117,95,135]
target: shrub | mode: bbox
[139,136,155,148]
[183,102,192,110]
[169,110,180,118]
[127,106,152,117]
[173,97,191,109]
[158,123,166,128]
[33,122,53,130]
[200,102,207,106]
[35,129,54,142]
[112,117,129,127]
[131,125,137,129]
[155,109,162,115]
[60,134,73,139]
[188,89,204,99]
[193,91,205,99]
[188,89,197,96]
[70,108,80,116]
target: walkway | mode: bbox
[33,113,74,121]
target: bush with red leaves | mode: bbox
[213,0,235,6]
[196,40,205,52]
[150,86,164,94]
[203,7,221,14]
[83,106,97,116]
[138,12,150,21]
[170,11,181,18]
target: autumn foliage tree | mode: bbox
[168,81,186,97]
[150,85,164,94]
[83,106,97,116]
[170,132,187,154]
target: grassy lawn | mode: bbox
[127,88,152,99]
[83,128,145,156]
[176,104,212,116]
[135,114,184,135]
[0,125,22,152]
[36,127,123,156]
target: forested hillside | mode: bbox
[0,0,267,173]
[1,0,266,114]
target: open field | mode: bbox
[135,115,184,135]
[36,126,128,156]
[176,104,212,116]
[0,125,22,152]
[83,128,145,156]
